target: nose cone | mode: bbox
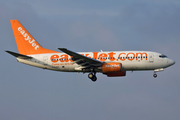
[168,59,175,66]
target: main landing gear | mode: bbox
[88,72,97,82]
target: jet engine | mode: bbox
[102,63,126,77]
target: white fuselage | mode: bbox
[9,20,175,81]
[16,51,175,73]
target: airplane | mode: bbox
[6,20,175,82]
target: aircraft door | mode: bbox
[149,53,154,62]
[43,56,48,66]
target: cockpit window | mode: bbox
[159,54,168,58]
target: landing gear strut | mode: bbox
[88,72,97,82]
[153,68,164,78]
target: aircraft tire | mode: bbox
[88,73,97,81]
[91,76,97,82]
[153,74,157,78]
[88,73,94,79]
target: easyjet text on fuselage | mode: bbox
[50,52,148,63]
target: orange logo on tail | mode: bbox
[10,20,59,55]
[18,27,39,50]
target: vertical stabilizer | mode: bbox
[10,20,59,55]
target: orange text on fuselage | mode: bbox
[50,52,148,63]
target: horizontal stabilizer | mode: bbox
[5,51,32,59]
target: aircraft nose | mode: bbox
[168,59,175,66]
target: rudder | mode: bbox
[10,20,59,55]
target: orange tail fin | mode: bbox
[10,20,59,55]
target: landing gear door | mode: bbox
[149,53,154,62]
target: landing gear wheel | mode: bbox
[91,76,97,82]
[153,74,157,78]
[88,73,97,82]
[88,73,94,79]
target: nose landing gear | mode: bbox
[153,73,157,78]
[153,68,164,78]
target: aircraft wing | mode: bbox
[58,48,103,68]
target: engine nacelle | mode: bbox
[106,71,126,77]
[102,63,122,73]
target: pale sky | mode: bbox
[0,0,179,120]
